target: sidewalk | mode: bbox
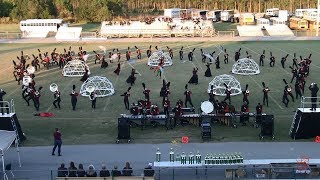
[1,36,320,44]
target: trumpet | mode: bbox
[50,83,58,92]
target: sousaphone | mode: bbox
[201,101,214,114]
[86,85,95,93]
[27,66,35,74]
[50,83,58,92]
[22,75,32,86]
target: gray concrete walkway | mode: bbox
[2,142,320,179]
[1,36,320,44]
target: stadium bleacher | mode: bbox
[237,25,264,37]
[55,27,82,41]
[264,25,294,36]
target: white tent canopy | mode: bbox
[147,51,173,67]
[232,58,260,75]
[62,59,89,77]
[207,74,242,96]
[0,130,21,180]
[80,76,115,97]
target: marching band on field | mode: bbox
[4,45,318,123]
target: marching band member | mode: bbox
[24,84,35,106]
[135,46,141,60]
[150,104,160,115]
[80,66,89,82]
[290,66,298,83]
[223,49,229,64]
[223,84,232,105]
[126,68,138,86]
[269,52,275,67]
[167,46,173,59]
[70,85,79,111]
[184,84,194,108]
[93,50,101,64]
[215,55,220,69]
[188,48,195,61]
[262,82,270,107]
[204,62,212,77]
[53,89,61,109]
[208,85,216,103]
[295,81,303,100]
[163,97,170,116]
[200,49,206,63]
[188,67,199,84]
[130,103,139,115]
[281,54,289,69]
[240,101,249,125]
[259,50,265,66]
[33,87,42,111]
[179,47,184,60]
[235,48,241,62]
[309,83,319,111]
[242,84,250,105]
[126,47,131,61]
[114,62,121,75]
[121,87,131,110]
[89,91,97,109]
[0,89,6,115]
[146,45,152,58]
[255,103,263,126]
[142,83,150,101]
[282,79,294,107]
[101,55,108,68]
[292,53,298,69]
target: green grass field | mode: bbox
[1,41,319,146]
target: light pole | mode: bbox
[317,0,320,36]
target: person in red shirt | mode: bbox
[52,128,62,156]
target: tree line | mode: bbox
[0,0,319,22]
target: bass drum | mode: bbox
[201,101,214,114]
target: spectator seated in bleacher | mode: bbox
[77,164,85,177]
[111,165,122,177]
[122,162,133,176]
[99,164,110,177]
[68,161,77,177]
[144,163,155,177]
[86,165,97,177]
[58,163,68,177]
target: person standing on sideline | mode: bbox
[52,128,62,156]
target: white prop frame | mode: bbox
[80,76,115,97]
[207,74,242,96]
[62,59,89,77]
[232,58,260,75]
[147,51,173,67]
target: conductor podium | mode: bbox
[116,117,130,143]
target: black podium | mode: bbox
[116,117,131,143]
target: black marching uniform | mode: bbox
[53,90,61,109]
[0,89,6,114]
[184,86,194,108]
[309,83,319,111]
[179,47,184,60]
[90,92,97,109]
[204,63,212,77]
[70,86,78,111]
[255,103,263,126]
[259,51,265,66]
[121,91,130,110]
[188,68,198,84]
[263,87,270,107]
[269,52,275,67]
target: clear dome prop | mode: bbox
[147,50,173,67]
[80,76,115,97]
[63,59,90,77]
[207,74,242,96]
[232,58,260,75]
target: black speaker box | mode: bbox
[118,118,130,139]
[261,115,274,137]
